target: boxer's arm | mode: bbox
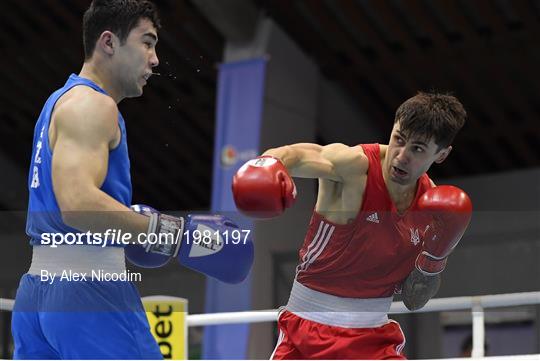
[402,268,441,311]
[401,180,445,310]
[51,91,148,235]
[263,143,368,182]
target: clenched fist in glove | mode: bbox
[232,156,296,218]
[125,205,254,284]
[415,185,473,275]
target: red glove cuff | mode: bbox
[415,251,448,276]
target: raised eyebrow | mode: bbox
[411,140,428,148]
[396,131,427,146]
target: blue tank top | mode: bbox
[26,74,132,246]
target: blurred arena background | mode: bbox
[0,0,539,359]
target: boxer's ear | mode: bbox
[97,31,116,56]
[435,146,452,164]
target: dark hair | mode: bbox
[394,92,466,149]
[83,0,161,60]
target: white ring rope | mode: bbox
[187,291,540,326]
[0,298,14,312]
[2,291,539,358]
[2,291,539,326]
[389,291,540,314]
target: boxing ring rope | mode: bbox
[0,299,13,313]
[185,291,540,325]
[2,291,540,358]
[184,291,540,358]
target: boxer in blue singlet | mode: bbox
[13,1,255,358]
[12,1,163,358]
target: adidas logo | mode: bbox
[366,212,380,223]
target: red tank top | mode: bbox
[295,143,434,298]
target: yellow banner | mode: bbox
[143,296,188,360]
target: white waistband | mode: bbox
[286,280,392,328]
[28,245,126,275]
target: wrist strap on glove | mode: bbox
[415,251,448,276]
[143,211,184,258]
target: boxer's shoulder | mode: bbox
[322,144,369,178]
[316,145,368,221]
[56,86,117,120]
[51,87,119,148]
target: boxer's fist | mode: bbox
[232,156,296,218]
[127,205,254,283]
[178,214,254,284]
[416,185,472,275]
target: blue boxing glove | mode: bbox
[126,205,254,284]
[178,214,253,284]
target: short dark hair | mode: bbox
[83,0,161,60]
[394,92,467,149]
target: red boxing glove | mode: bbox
[232,156,296,218]
[415,185,472,275]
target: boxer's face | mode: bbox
[114,18,159,98]
[386,122,451,185]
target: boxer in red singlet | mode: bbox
[233,92,472,359]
